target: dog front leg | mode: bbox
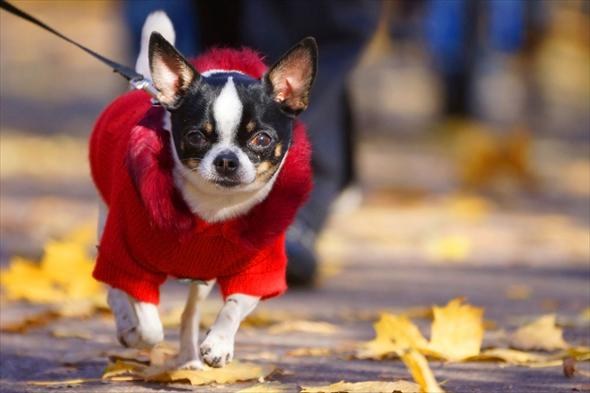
[107,287,163,349]
[200,294,260,368]
[175,280,215,369]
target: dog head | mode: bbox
[148,33,317,211]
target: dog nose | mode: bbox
[213,151,239,175]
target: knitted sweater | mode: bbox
[90,49,312,304]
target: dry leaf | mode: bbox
[400,349,445,393]
[428,298,484,361]
[0,225,104,305]
[505,284,532,300]
[510,314,568,351]
[0,309,59,333]
[286,347,332,357]
[564,357,577,378]
[237,382,293,393]
[51,327,92,340]
[142,362,274,385]
[425,234,471,262]
[357,314,428,359]
[470,348,553,365]
[102,359,145,379]
[268,320,338,335]
[301,380,421,393]
[149,341,178,366]
[28,378,99,386]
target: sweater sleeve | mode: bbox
[216,234,287,300]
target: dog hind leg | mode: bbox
[174,280,216,369]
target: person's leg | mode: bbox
[240,0,380,285]
[122,0,199,59]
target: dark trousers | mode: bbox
[238,0,380,233]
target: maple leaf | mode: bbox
[0,224,104,305]
[509,314,568,351]
[357,314,429,359]
[237,382,293,393]
[427,298,484,361]
[400,349,445,393]
[301,380,421,393]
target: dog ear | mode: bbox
[149,32,199,109]
[265,37,318,115]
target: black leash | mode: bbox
[0,0,159,97]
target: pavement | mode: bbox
[1,143,589,392]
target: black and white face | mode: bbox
[148,33,317,195]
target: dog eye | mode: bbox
[186,131,208,149]
[248,132,273,150]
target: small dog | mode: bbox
[90,12,316,369]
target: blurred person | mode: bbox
[123,0,380,286]
[423,0,540,190]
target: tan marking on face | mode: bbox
[246,121,256,133]
[274,143,282,158]
[257,161,271,174]
[185,158,199,169]
[202,122,213,134]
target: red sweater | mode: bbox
[90,49,312,304]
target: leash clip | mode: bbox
[130,77,160,101]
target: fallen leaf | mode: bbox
[237,382,293,393]
[301,380,421,393]
[425,234,471,262]
[357,314,428,359]
[0,309,59,333]
[510,314,568,351]
[564,357,577,378]
[142,361,275,385]
[268,320,338,335]
[470,348,553,365]
[0,225,104,306]
[505,284,532,300]
[428,298,484,361]
[149,341,177,366]
[286,347,332,357]
[400,349,445,393]
[28,378,100,386]
[51,327,92,340]
[102,359,145,380]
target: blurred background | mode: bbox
[1,0,589,283]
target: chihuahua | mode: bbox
[91,11,316,369]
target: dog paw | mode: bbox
[200,333,234,368]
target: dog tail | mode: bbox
[135,11,176,80]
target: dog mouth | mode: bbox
[213,178,241,188]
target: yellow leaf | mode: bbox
[286,347,332,357]
[505,284,532,300]
[102,359,145,380]
[428,298,484,361]
[470,348,552,365]
[143,361,274,385]
[0,225,104,306]
[425,234,471,262]
[400,349,445,393]
[28,378,99,386]
[510,314,568,351]
[268,320,338,335]
[51,328,92,340]
[301,380,421,393]
[357,314,428,359]
[238,382,293,393]
[149,341,178,366]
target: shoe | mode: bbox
[285,221,317,287]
